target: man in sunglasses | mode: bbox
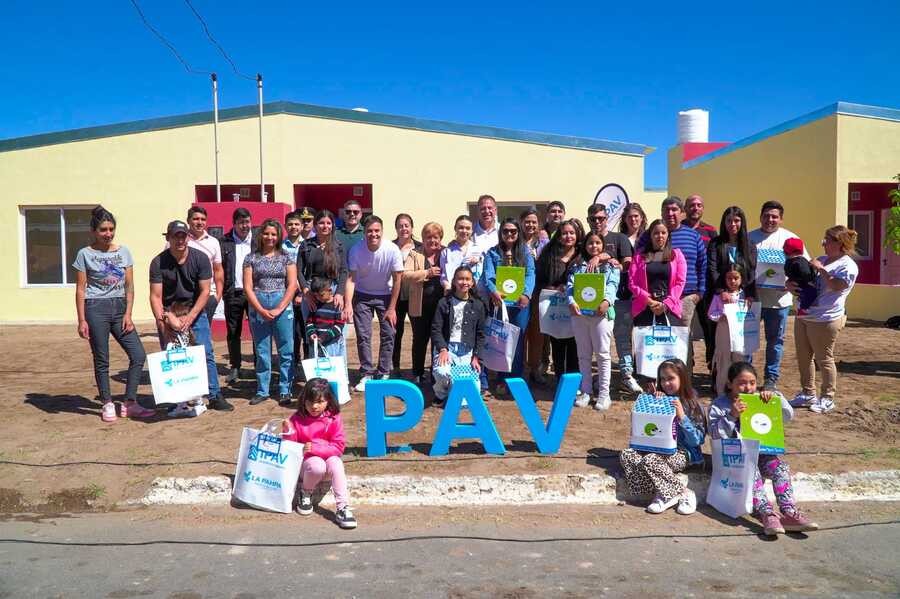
[336,200,365,252]
[587,203,641,395]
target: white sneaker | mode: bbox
[593,396,612,411]
[353,375,372,393]
[574,391,591,408]
[167,401,206,418]
[622,375,643,394]
[790,392,817,408]
[646,495,679,514]
[226,368,239,384]
[676,489,697,515]
[809,397,835,413]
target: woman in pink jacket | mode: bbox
[628,219,688,327]
[282,378,356,529]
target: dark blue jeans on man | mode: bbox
[761,306,790,386]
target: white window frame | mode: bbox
[19,205,95,288]
[847,210,874,261]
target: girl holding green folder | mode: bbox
[566,231,620,410]
[483,218,536,394]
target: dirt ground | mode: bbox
[0,318,898,510]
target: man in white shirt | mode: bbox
[343,215,404,391]
[185,206,224,323]
[473,194,499,250]
[221,208,254,384]
[748,200,809,391]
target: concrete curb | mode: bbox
[137,469,900,507]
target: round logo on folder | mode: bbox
[501,279,518,294]
[749,413,773,435]
[580,287,597,302]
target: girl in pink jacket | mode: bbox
[628,219,687,327]
[282,378,356,529]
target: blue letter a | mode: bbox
[430,378,505,456]
[364,379,424,457]
[508,372,580,454]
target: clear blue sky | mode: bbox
[3,0,899,188]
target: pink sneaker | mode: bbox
[121,400,156,419]
[780,511,819,532]
[101,402,117,423]
[760,513,785,536]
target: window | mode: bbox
[847,211,873,260]
[22,207,93,285]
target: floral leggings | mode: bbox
[620,448,689,501]
[753,455,798,517]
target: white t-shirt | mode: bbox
[233,230,252,290]
[474,221,499,253]
[348,241,404,296]
[748,226,809,309]
[449,296,466,343]
[800,254,858,322]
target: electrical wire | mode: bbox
[0,520,896,547]
[128,0,212,76]
[183,0,256,80]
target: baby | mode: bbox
[782,238,817,314]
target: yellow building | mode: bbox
[668,102,900,321]
[1,101,651,322]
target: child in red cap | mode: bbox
[783,238,818,314]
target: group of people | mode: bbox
[71,194,859,532]
[74,193,859,421]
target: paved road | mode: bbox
[1,502,898,598]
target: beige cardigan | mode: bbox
[402,248,440,317]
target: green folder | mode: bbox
[739,393,785,455]
[574,272,605,315]
[496,266,525,305]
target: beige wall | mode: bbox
[1,113,644,322]
[668,115,839,245]
[642,189,668,212]
[835,114,900,217]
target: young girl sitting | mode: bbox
[619,359,705,515]
[708,361,819,536]
[566,231,620,410]
[707,265,752,395]
[281,378,356,529]
[161,301,206,418]
[430,266,486,407]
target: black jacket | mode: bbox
[298,238,347,295]
[431,294,486,358]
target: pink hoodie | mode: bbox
[628,248,687,318]
[282,411,346,460]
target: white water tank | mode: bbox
[677,109,709,143]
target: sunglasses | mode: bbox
[502,229,518,236]
[588,216,608,223]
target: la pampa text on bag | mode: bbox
[482,302,520,373]
[631,315,689,378]
[232,420,304,513]
[147,345,209,405]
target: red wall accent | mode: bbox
[293,184,373,215]
[848,183,894,284]
[682,142,731,162]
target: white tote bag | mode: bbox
[147,345,209,405]
[538,289,574,338]
[482,303,520,373]
[232,419,304,513]
[301,339,351,405]
[724,302,761,355]
[706,438,760,519]
[632,314,690,378]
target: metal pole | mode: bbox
[212,73,220,203]
[257,73,264,202]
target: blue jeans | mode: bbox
[613,299,634,378]
[761,306,790,384]
[249,290,295,397]
[186,310,220,397]
[500,303,530,381]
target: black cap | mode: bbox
[164,220,190,236]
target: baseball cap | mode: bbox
[782,237,805,256]
[164,220,190,236]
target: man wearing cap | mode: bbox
[150,221,232,411]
